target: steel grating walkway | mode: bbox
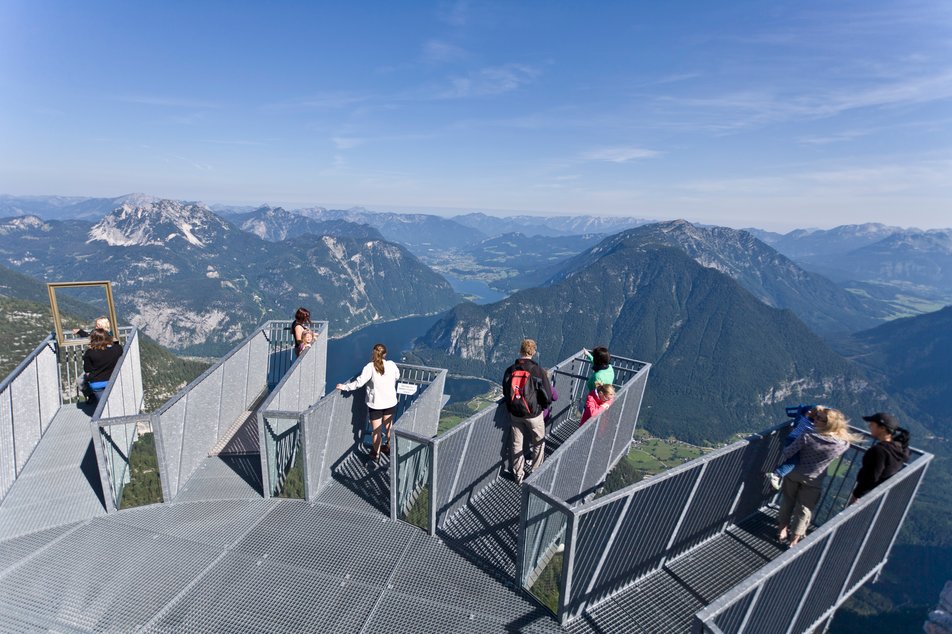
[0,494,563,632]
[0,405,106,538]
[0,403,794,632]
[566,510,785,634]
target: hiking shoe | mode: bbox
[766,472,782,491]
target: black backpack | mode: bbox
[505,363,545,417]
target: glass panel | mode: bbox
[395,434,431,531]
[522,489,569,616]
[99,418,164,509]
[264,416,304,498]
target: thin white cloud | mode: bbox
[581,147,660,163]
[659,70,952,131]
[333,137,364,150]
[438,0,469,26]
[798,130,870,145]
[117,95,220,109]
[423,39,467,64]
[440,64,541,98]
[263,92,369,111]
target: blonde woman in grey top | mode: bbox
[777,407,856,547]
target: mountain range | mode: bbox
[0,199,458,353]
[409,236,894,443]
[750,223,952,310]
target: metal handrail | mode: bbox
[693,452,932,634]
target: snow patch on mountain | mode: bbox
[88,199,222,247]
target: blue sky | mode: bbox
[1,0,950,230]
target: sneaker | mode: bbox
[554,543,565,554]
[766,472,782,491]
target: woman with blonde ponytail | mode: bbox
[336,343,400,462]
[776,406,857,547]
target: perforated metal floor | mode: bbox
[0,406,105,538]
[0,495,564,633]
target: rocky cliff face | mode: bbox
[0,200,458,354]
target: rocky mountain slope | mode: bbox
[232,205,385,242]
[550,220,889,336]
[410,240,892,443]
[0,200,458,354]
[451,211,652,238]
[749,223,952,309]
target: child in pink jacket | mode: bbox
[580,383,615,426]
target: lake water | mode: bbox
[326,313,498,406]
[441,273,508,305]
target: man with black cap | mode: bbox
[850,412,911,503]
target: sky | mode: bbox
[1,0,950,231]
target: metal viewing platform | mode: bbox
[0,321,931,633]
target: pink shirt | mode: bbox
[580,389,612,426]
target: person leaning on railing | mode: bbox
[776,407,858,548]
[336,343,399,463]
[849,412,911,504]
[81,327,123,402]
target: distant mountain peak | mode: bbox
[87,199,227,248]
[0,214,49,232]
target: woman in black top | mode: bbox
[83,328,123,396]
[850,412,910,503]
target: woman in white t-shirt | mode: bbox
[336,343,399,462]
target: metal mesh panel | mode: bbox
[390,532,549,623]
[36,344,60,435]
[232,500,418,585]
[667,444,748,559]
[579,466,701,602]
[96,330,143,421]
[434,402,509,530]
[0,407,105,538]
[393,364,445,438]
[217,345,251,437]
[710,589,757,634]
[567,495,628,616]
[0,384,16,498]
[302,400,331,499]
[264,325,328,415]
[0,522,80,573]
[156,398,186,497]
[0,518,221,632]
[740,534,830,634]
[433,422,469,526]
[109,498,276,548]
[812,444,866,526]
[145,551,377,634]
[732,428,787,521]
[176,365,224,492]
[791,501,880,633]
[547,422,597,503]
[9,362,41,476]
[846,465,924,590]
